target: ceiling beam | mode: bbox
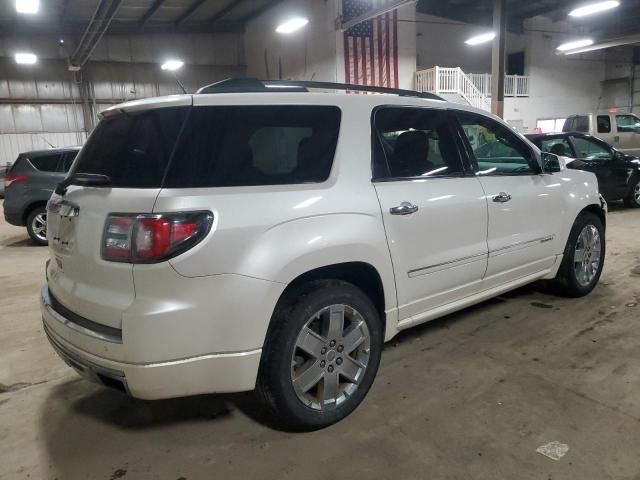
[69,0,123,69]
[139,0,167,27]
[240,0,288,23]
[208,0,245,23]
[175,0,209,26]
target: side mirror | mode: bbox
[541,152,563,173]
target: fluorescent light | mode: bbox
[556,38,594,51]
[161,59,184,71]
[465,32,496,46]
[276,17,309,34]
[15,52,37,64]
[569,1,620,17]
[15,0,39,13]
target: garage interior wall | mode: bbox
[0,32,245,165]
[244,0,417,90]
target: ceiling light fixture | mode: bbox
[15,52,37,64]
[569,1,620,17]
[556,38,595,51]
[275,17,309,34]
[15,0,39,14]
[465,32,496,46]
[161,59,184,71]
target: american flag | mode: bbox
[343,0,399,89]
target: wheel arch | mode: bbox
[22,200,48,224]
[273,262,388,337]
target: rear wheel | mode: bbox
[256,280,382,431]
[26,206,48,246]
[624,178,640,208]
[550,212,605,297]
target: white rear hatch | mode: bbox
[46,96,191,330]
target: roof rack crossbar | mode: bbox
[196,78,444,100]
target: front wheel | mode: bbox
[256,280,383,431]
[551,211,605,297]
[624,178,640,208]
[26,206,48,246]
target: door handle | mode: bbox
[390,202,419,215]
[493,192,512,203]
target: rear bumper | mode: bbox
[40,273,280,399]
[3,204,23,226]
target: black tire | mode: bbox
[26,206,48,246]
[550,211,605,297]
[256,279,383,431]
[623,178,640,208]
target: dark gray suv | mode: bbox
[3,147,80,245]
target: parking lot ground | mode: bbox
[1,200,640,480]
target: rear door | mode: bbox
[455,111,565,288]
[46,99,190,329]
[371,107,489,323]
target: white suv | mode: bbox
[41,79,606,430]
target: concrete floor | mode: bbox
[1,200,640,480]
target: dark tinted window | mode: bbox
[60,151,78,172]
[597,115,611,133]
[30,154,61,172]
[372,108,464,179]
[72,107,187,188]
[562,118,574,132]
[575,116,589,132]
[572,137,612,160]
[164,106,341,188]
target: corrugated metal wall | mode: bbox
[0,32,246,165]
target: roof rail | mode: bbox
[196,78,444,100]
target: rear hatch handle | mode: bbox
[55,174,111,196]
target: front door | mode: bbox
[614,114,640,156]
[371,107,488,325]
[570,135,630,199]
[455,111,565,289]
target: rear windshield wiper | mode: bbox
[55,173,111,196]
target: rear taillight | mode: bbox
[102,212,213,263]
[4,174,28,188]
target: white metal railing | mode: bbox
[416,66,491,111]
[468,73,530,97]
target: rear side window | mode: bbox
[164,106,341,188]
[372,108,464,179]
[30,154,61,172]
[597,115,611,133]
[72,107,188,188]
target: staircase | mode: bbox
[415,67,531,111]
[416,66,491,111]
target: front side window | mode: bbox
[60,151,78,172]
[597,115,611,133]
[29,154,61,172]
[165,106,341,188]
[540,137,574,158]
[616,114,640,133]
[372,108,464,180]
[572,137,612,160]
[457,113,536,175]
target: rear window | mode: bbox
[164,106,341,188]
[575,116,589,132]
[30,153,61,172]
[72,107,188,188]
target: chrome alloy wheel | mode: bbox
[574,224,602,287]
[291,304,371,410]
[31,212,47,242]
